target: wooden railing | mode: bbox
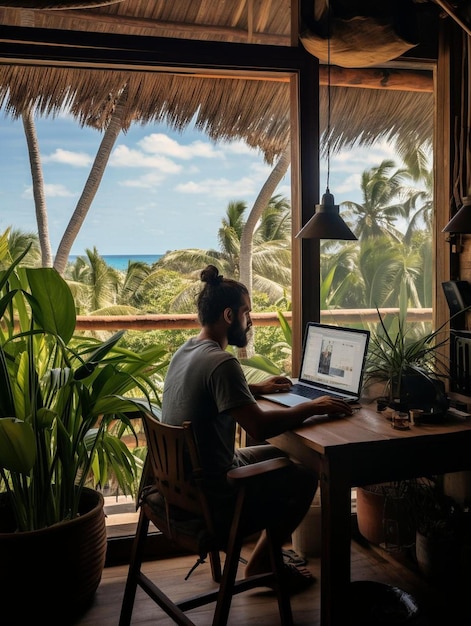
[76,308,433,331]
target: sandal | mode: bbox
[270,562,316,594]
[282,548,307,566]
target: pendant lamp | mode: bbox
[296,11,357,241]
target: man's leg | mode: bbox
[235,446,318,579]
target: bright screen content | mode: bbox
[299,324,369,396]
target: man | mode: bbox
[161,264,353,590]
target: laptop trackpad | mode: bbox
[259,392,312,407]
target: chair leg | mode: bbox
[119,508,150,626]
[211,536,244,626]
[211,488,247,626]
[209,549,222,582]
[267,528,294,626]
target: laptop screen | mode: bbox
[299,323,370,397]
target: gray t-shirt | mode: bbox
[161,337,256,479]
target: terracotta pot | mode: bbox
[356,484,415,551]
[0,488,107,625]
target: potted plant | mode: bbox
[0,248,168,624]
[355,480,417,553]
[358,306,456,553]
[408,476,464,582]
[363,307,451,416]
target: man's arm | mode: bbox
[231,394,353,442]
[248,375,293,396]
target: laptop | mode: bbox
[260,322,370,407]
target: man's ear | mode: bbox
[223,307,233,324]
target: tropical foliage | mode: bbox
[2,148,435,375]
[0,248,169,532]
[322,153,433,313]
[364,306,450,401]
[155,195,292,309]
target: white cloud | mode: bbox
[43,148,92,167]
[250,161,273,178]
[22,183,75,198]
[277,183,291,197]
[110,144,182,172]
[176,175,260,198]
[120,172,167,188]
[221,139,260,156]
[335,173,362,194]
[137,133,223,160]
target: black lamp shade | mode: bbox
[443,197,471,233]
[296,190,357,240]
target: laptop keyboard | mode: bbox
[291,383,324,400]
[291,383,351,402]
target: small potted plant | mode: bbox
[363,307,450,416]
[0,246,168,624]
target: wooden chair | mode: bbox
[119,412,294,626]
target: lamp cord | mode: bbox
[326,9,331,193]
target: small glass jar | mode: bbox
[392,411,410,430]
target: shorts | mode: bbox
[208,444,318,541]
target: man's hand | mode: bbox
[249,375,293,396]
[310,395,353,416]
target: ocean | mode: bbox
[69,254,162,271]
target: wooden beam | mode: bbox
[319,66,433,92]
[10,10,433,92]
[434,0,471,38]
[73,308,432,331]
[30,8,290,46]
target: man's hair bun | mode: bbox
[200,265,223,286]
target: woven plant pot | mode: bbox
[0,488,107,625]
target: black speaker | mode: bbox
[442,281,471,328]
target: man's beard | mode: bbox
[227,317,250,348]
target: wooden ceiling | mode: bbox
[0,1,443,160]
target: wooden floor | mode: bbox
[73,537,468,626]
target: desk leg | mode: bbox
[320,454,352,626]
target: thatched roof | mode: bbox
[0,1,438,162]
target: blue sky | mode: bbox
[1,109,397,256]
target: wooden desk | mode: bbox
[263,401,471,626]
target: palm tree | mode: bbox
[65,247,122,313]
[64,248,155,315]
[399,146,434,243]
[156,194,292,311]
[320,241,365,309]
[0,227,41,269]
[17,94,291,282]
[320,235,429,313]
[22,106,52,268]
[118,260,154,307]
[53,87,129,275]
[18,87,129,276]
[330,151,433,313]
[341,159,409,241]
[217,200,247,276]
[239,144,291,298]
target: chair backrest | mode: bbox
[141,411,206,518]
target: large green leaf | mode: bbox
[74,330,126,381]
[0,417,36,473]
[0,345,15,417]
[25,268,76,342]
[276,310,292,346]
